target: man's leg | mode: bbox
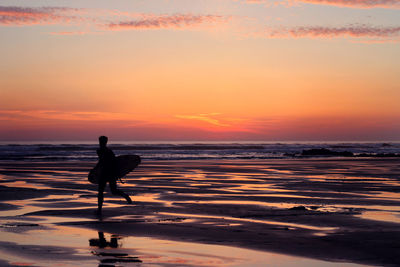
[109,179,132,204]
[97,181,106,214]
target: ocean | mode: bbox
[1,141,399,161]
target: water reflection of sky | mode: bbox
[0,159,400,266]
[0,225,364,267]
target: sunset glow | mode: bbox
[1,0,399,141]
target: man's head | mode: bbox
[99,136,108,147]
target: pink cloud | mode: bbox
[0,6,79,26]
[0,109,141,122]
[263,25,400,40]
[2,114,400,141]
[108,14,228,30]
[239,0,400,8]
[0,6,229,34]
[292,0,400,9]
[175,113,231,127]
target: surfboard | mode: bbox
[88,155,141,184]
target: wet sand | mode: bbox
[1,158,400,266]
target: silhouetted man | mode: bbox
[97,136,132,215]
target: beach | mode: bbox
[2,0,400,265]
[1,155,400,266]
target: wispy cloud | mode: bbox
[175,113,230,127]
[239,0,400,8]
[0,5,229,34]
[0,6,79,26]
[0,110,141,122]
[108,14,228,30]
[292,0,400,9]
[259,24,400,41]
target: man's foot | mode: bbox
[126,197,132,204]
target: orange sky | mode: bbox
[1,1,399,141]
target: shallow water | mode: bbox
[1,159,400,266]
[0,225,364,267]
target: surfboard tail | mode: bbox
[115,155,141,179]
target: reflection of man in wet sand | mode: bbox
[89,232,142,264]
[97,136,132,215]
[89,232,119,248]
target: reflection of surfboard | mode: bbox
[88,155,141,184]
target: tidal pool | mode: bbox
[0,225,366,267]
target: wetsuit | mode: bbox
[97,147,131,213]
[97,147,117,182]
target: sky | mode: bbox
[0,0,399,141]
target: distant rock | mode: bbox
[301,148,353,157]
[288,206,307,211]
